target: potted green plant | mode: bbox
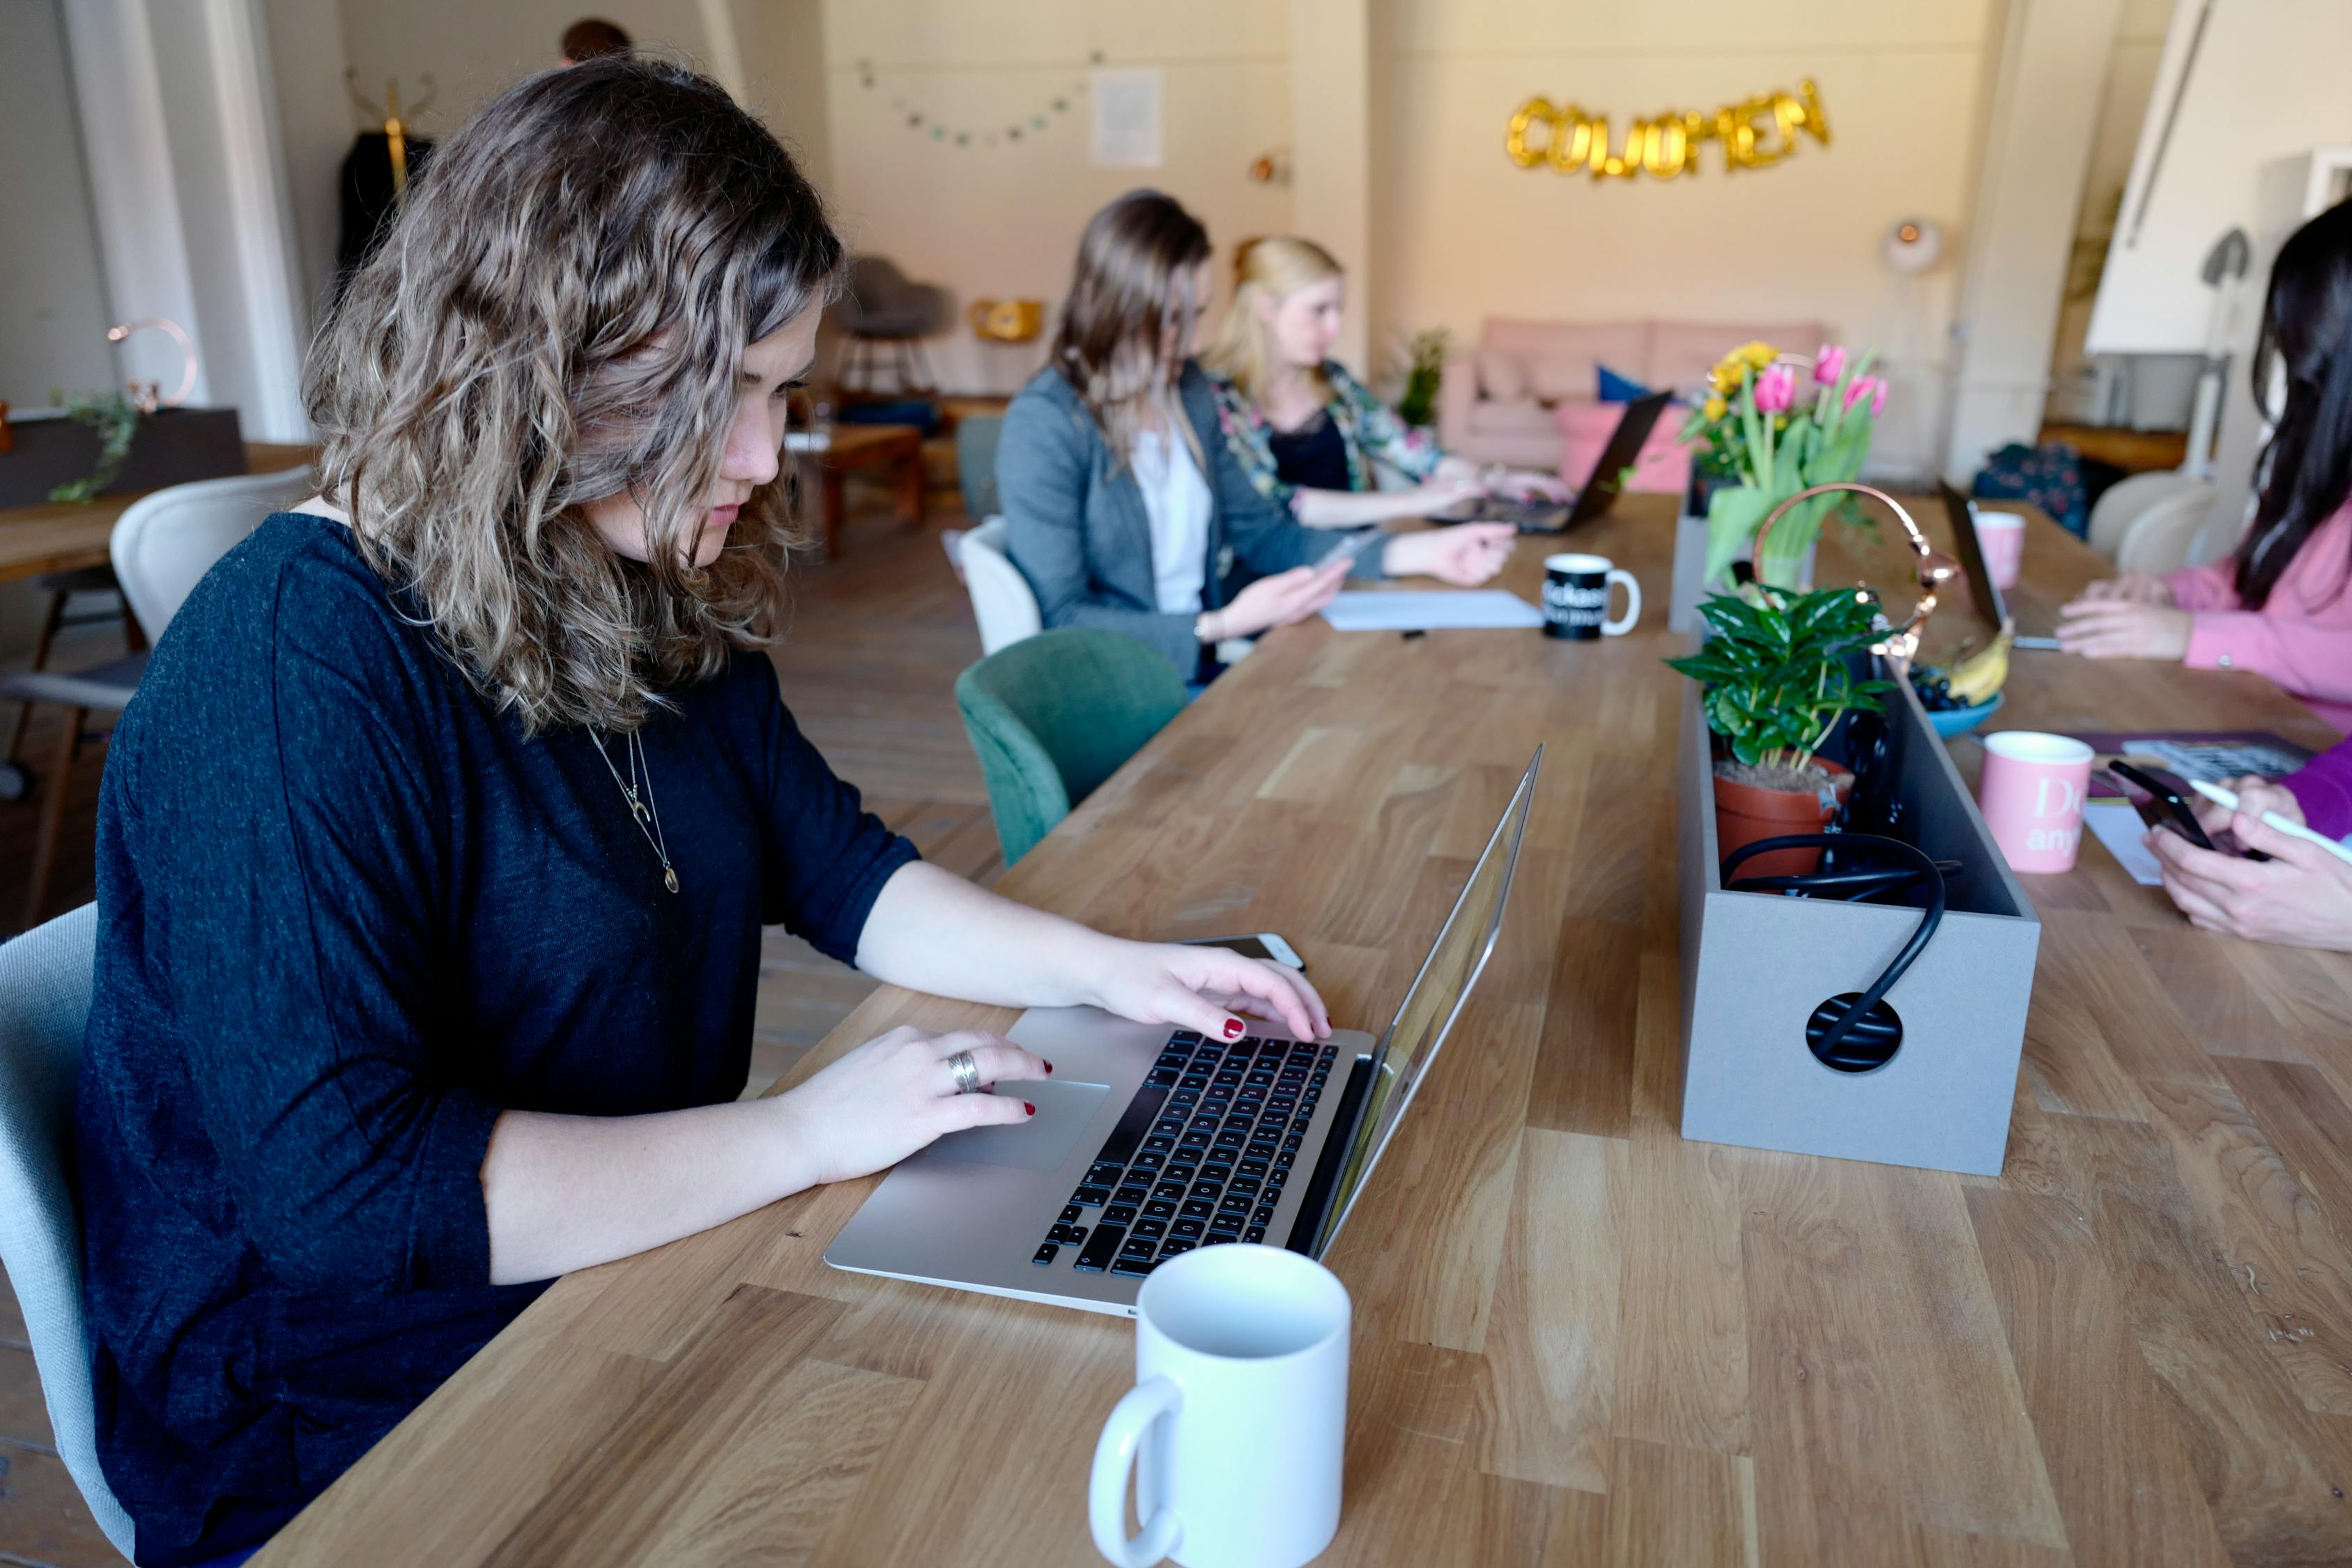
[1666,583,1893,877]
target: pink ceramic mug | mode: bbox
[1974,509,2026,590]
[1977,730,2093,873]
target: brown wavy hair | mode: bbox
[306,56,840,733]
[1050,190,1213,468]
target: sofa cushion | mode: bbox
[1555,400,1691,493]
[1469,399,1559,438]
[1477,351,1528,401]
[1527,358,1590,403]
[1479,320,1651,405]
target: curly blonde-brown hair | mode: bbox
[306,56,840,733]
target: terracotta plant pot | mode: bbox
[1712,760,1852,880]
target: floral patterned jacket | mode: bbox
[1206,359,1444,514]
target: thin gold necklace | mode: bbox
[587,726,677,893]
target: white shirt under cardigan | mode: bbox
[1130,425,1213,615]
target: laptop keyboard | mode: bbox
[1033,1031,1337,1278]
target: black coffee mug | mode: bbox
[1542,553,1641,640]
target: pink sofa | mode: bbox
[1436,318,1831,470]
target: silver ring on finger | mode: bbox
[947,1048,981,1095]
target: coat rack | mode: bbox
[345,70,436,197]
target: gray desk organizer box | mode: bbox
[1674,652,2040,1176]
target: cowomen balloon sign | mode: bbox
[1507,80,1830,181]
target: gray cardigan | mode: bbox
[999,360,1380,672]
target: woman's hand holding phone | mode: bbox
[1205,558,1351,641]
[2149,809,2352,950]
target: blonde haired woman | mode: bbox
[75,63,1327,1568]
[1204,236,1567,528]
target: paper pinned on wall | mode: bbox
[1090,68,1164,167]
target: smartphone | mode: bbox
[1181,932,1306,970]
[1314,529,1384,572]
[2106,761,2218,851]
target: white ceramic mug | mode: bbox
[1089,1245,1351,1568]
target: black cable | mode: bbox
[1719,833,1949,1070]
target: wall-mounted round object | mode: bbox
[1882,217,1946,275]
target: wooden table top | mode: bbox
[0,443,311,587]
[260,495,2352,1568]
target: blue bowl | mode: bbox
[1926,691,2004,739]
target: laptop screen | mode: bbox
[1939,481,2009,633]
[1312,751,1540,1254]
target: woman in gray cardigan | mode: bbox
[1001,192,1513,677]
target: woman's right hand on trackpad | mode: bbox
[774,1026,1050,1187]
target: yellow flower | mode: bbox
[1742,341,1778,368]
[1710,363,1744,395]
[1702,395,1728,421]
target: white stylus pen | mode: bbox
[2188,778,2352,866]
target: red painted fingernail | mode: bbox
[1045,1060,1054,1075]
[1224,1019,1243,1038]
[1024,1102,1037,1116]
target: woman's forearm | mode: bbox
[480,1096,812,1284]
[1292,486,1431,527]
[854,860,1123,1008]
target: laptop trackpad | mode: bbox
[916,1079,1109,1171]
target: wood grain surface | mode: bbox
[256,495,2352,1567]
[0,443,312,586]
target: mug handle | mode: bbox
[1603,569,1643,636]
[1091,1376,1183,1567]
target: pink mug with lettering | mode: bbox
[1974,509,2026,590]
[1977,731,2093,873]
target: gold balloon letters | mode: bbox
[1506,79,1830,181]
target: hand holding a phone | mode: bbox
[2148,810,2352,951]
[1205,557,1351,641]
[2192,773,2302,840]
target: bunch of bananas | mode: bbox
[1911,630,2011,712]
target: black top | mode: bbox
[75,515,916,1566]
[1266,410,1354,494]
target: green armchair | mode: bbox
[955,628,1188,866]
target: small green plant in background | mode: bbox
[1666,585,1892,769]
[47,390,141,504]
[1392,328,1449,428]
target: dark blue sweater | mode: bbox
[75,516,916,1565]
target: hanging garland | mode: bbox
[856,52,1101,149]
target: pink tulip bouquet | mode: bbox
[1681,341,1886,590]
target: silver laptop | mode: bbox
[1940,482,2059,649]
[826,750,1541,1316]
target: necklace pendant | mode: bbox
[663,866,679,893]
[632,800,652,823]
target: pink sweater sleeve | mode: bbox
[2182,613,2352,710]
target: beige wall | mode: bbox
[818,0,1295,395]
[1371,0,1999,474]
[337,0,714,135]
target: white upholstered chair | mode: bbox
[0,902,134,1560]
[957,517,1043,656]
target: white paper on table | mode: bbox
[1319,590,1546,632]
[2082,801,2163,886]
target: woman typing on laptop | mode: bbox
[2057,201,2352,732]
[1202,235,1567,528]
[998,194,1514,681]
[75,63,1324,1568]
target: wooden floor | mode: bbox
[0,484,990,1567]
